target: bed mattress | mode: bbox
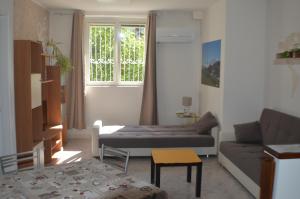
[99,125,214,148]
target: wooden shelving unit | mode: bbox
[41,80,54,84]
[43,125,63,164]
[274,58,300,65]
[14,40,43,152]
[14,40,66,165]
[42,65,64,164]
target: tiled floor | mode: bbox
[53,139,93,164]
[56,138,254,199]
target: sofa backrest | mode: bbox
[260,109,300,145]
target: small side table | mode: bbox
[176,112,199,125]
[151,149,202,197]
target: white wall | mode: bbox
[49,11,145,128]
[14,0,49,42]
[86,11,201,127]
[201,0,300,142]
[200,0,226,123]
[0,0,16,156]
[49,10,202,127]
[156,11,201,125]
[49,10,73,58]
[201,0,267,141]
[265,0,300,118]
[85,86,143,126]
[221,0,267,140]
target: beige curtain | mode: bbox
[66,10,86,129]
[140,12,158,125]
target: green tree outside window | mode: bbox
[89,24,145,83]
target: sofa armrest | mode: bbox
[210,126,220,154]
[92,120,103,157]
[211,127,219,143]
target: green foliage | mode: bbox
[202,68,220,88]
[120,26,145,82]
[46,39,72,74]
[47,39,61,47]
[293,48,300,53]
[90,25,115,81]
[89,25,145,82]
[278,51,293,58]
[56,54,72,74]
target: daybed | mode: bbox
[219,108,300,198]
[92,112,219,156]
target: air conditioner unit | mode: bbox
[156,27,195,43]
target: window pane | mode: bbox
[120,25,145,82]
[89,25,115,82]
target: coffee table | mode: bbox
[151,148,202,197]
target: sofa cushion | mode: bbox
[220,141,263,185]
[234,121,262,144]
[260,109,300,145]
[99,131,214,148]
[194,112,218,134]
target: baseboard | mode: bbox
[109,147,217,157]
[94,147,217,157]
[220,132,236,142]
[67,128,91,139]
[218,152,260,198]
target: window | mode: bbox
[88,22,146,85]
[89,25,115,82]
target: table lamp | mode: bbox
[182,96,192,116]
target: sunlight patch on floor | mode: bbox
[52,149,83,165]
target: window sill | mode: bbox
[86,84,144,88]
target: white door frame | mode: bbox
[0,0,16,156]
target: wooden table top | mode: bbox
[265,144,300,159]
[152,149,201,164]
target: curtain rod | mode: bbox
[52,13,73,16]
[50,10,74,16]
[50,10,147,18]
[86,15,147,19]
[51,13,146,18]
[85,11,147,19]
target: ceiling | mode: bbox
[34,0,217,12]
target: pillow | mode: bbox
[194,112,218,134]
[234,121,262,144]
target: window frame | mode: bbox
[85,17,146,87]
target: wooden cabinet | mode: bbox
[260,145,300,199]
[14,40,65,164]
[260,153,275,199]
[14,40,42,152]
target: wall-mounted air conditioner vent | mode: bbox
[156,27,195,43]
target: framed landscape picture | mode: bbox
[201,40,221,88]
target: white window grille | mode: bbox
[88,23,145,85]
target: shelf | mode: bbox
[274,58,300,65]
[51,140,62,151]
[43,124,63,140]
[176,112,199,118]
[48,124,63,130]
[41,53,56,57]
[46,65,59,68]
[41,80,54,84]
